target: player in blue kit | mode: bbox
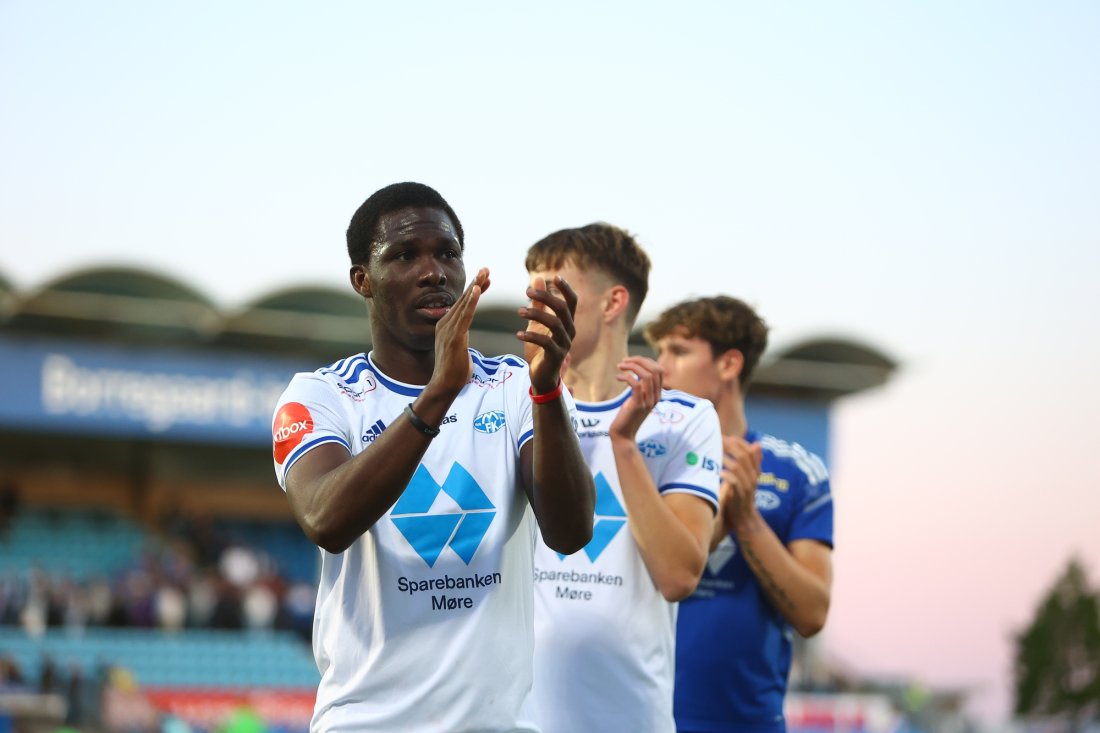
[645,296,834,733]
[522,224,722,733]
[271,182,595,733]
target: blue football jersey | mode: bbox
[674,430,834,733]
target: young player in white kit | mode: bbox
[521,224,722,733]
[272,182,595,733]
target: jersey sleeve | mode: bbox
[271,373,353,490]
[657,401,722,512]
[788,452,834,548]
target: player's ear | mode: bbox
[604,284,630,324]
[350,264,372,299]
[717,348,744,384]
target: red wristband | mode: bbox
[529,378,564,404]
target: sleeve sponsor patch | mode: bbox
[273,401,314,464]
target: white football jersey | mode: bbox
[523,388,722,733]
[273,349,576,733]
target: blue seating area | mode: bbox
[0,508,148,578]
[0,506,321,691]
[215,518,319,584]
[0,627,318,688]
[0,508,320,585]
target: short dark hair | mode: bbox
[644,296,769,388]
[525,223,651,326]
[346,182,465,265]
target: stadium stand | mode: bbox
[0,264,896,732]
[0,628,317,689]
[0,508,146,579]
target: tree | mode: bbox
[1013,556,1100,728]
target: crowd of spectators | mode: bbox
[0,503,316,731]
[0,510,316,641]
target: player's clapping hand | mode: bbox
[719,436,763,534]
[516,276,577,394]
[431,267,490,395]
[609,356,663,441]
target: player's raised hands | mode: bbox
[609,356,664,441]
[516,276,577,394]
[430,267,490,395]
[719,436,763,535]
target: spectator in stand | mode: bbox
[1,506,319,637]
[0,654,26,689]
[154,583,188,631]
[38,653,58,695]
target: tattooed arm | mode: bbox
[721,435,833,637]
[734,525,832,637]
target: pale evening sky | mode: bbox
[2,1,1099,724]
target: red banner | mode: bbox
[144,688,315,730]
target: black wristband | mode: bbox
[403,404,441,437]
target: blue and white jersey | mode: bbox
[272,349,576,733]
[524,388,721,733]
[674,429,834,733]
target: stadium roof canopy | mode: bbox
[4,266,220,344]
[0,269,15,320]
[752,337,898,400]
[219,286,371,354]
[0,265,896,402]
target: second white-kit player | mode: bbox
[521,224,721,733]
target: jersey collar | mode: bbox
[575,387,632,413]
[366,351,425,397]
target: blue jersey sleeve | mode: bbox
[789,470,834,548]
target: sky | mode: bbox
[2,0,1099,725]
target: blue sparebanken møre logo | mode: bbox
[559,471,626,562]
[391,463,496,567]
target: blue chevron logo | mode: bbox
[559,471,626,562]
[391,463,496,567]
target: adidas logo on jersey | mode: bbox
[390,463,496,567]
[364,416,454,443]
[361,419,387,443]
